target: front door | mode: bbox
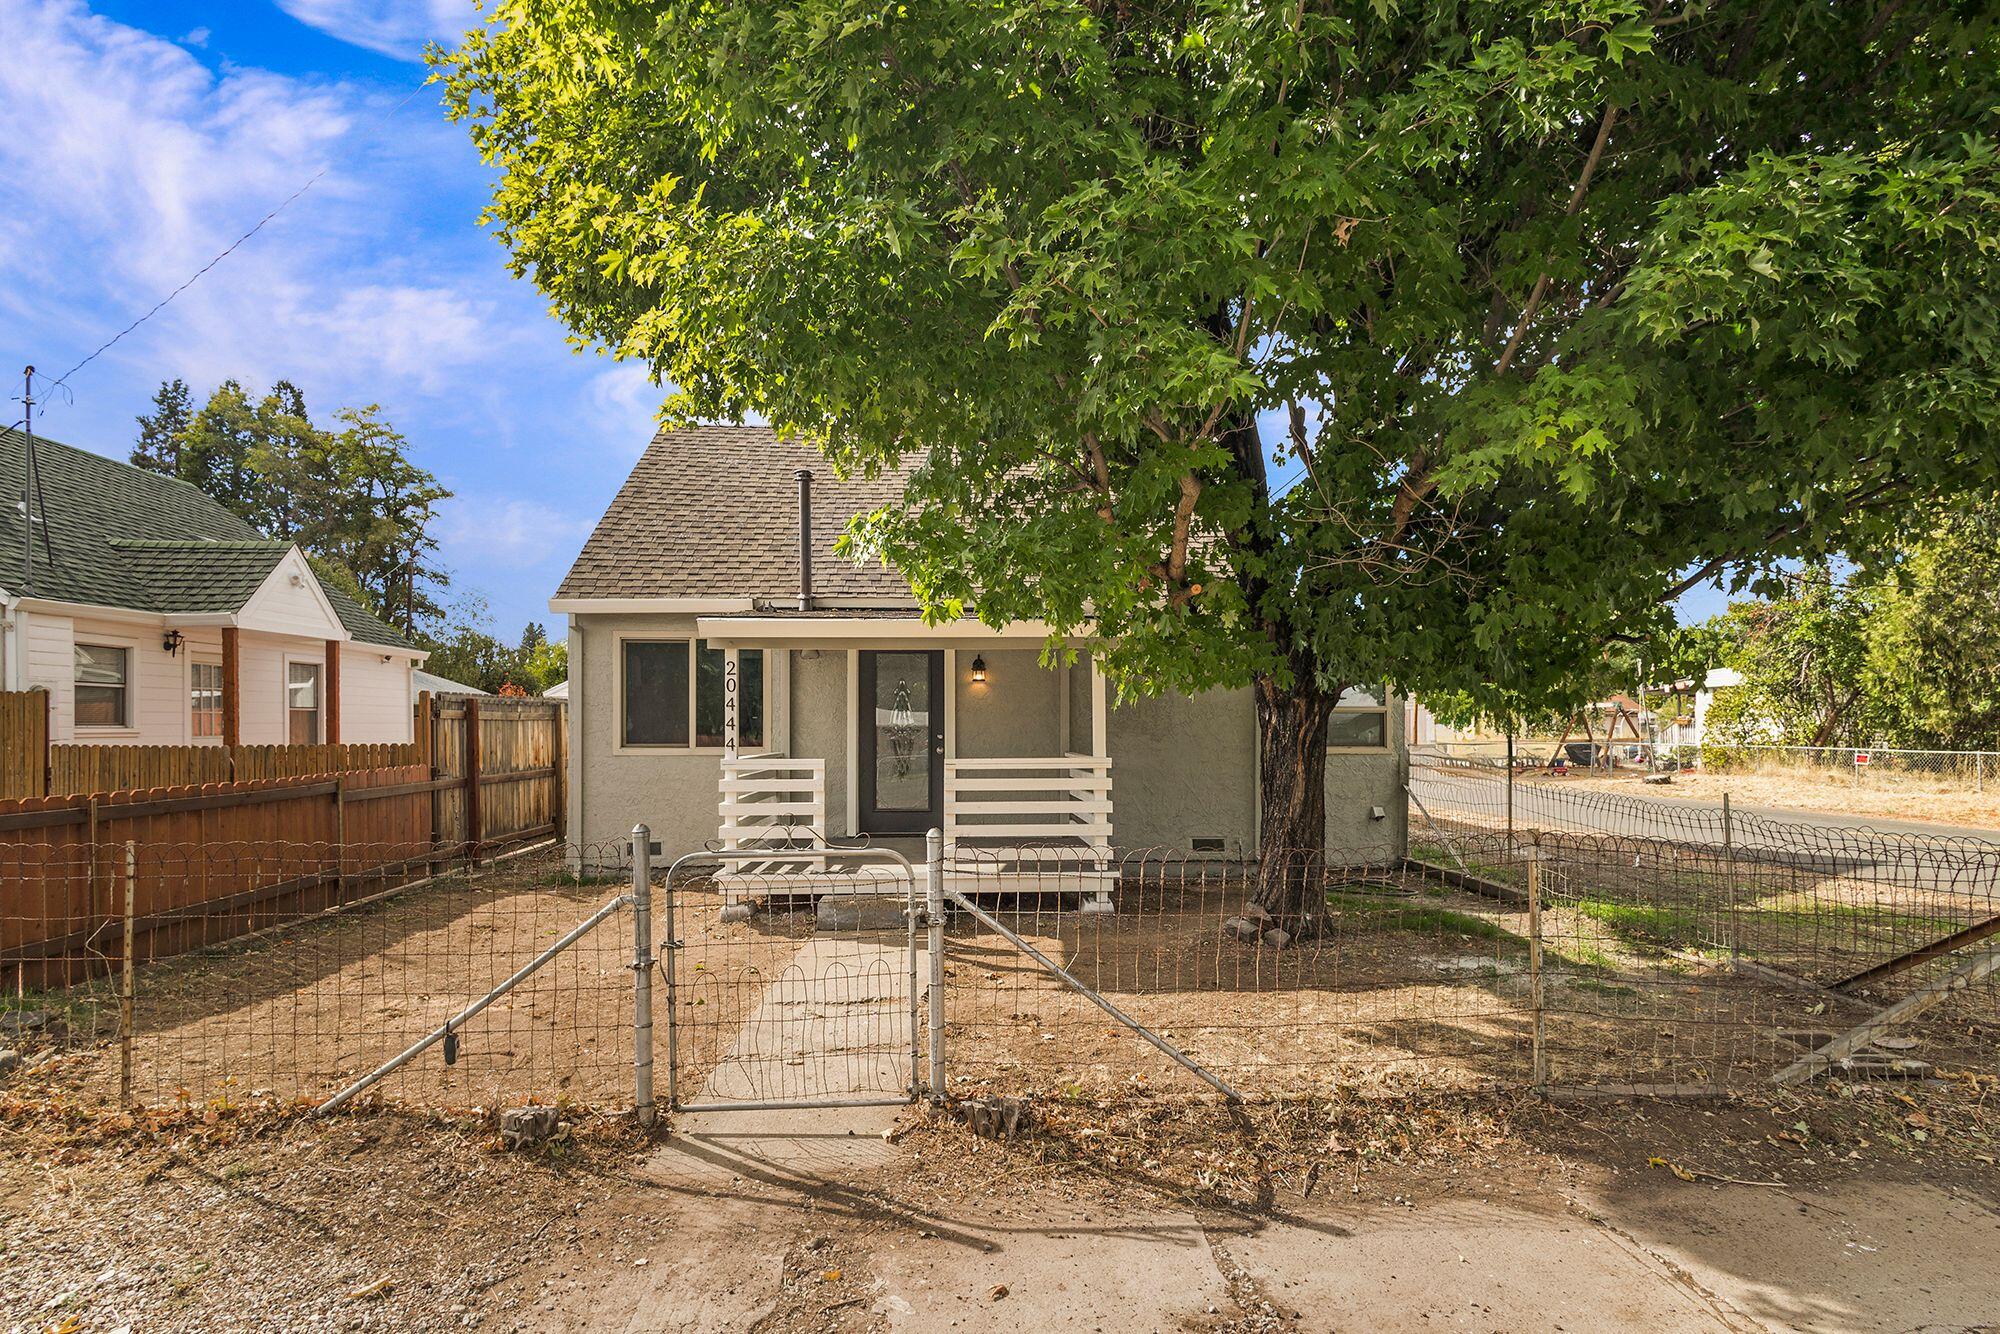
[858,650,944,836]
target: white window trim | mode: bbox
[281,652,325,746]
[73,634,142,736]
[1328,685,1393,754]
[611,632,772,756]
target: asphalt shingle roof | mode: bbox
[110,539,289,613]
[0,427,413,648]
[556,425,918,602]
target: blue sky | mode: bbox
[0,0,662,640]
[1,0,1731,641]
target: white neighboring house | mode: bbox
[1691,667,1747,753]
[415,668,489,697]
[0,427,428,745]
[541,678,568,700]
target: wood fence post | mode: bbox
[552,702,567,843]
[119,839,136,1106]
[39,687,51,797]
[333,774,347,904]
[465,696,483,867]
[414,691,439,877]
[85,795,100,958]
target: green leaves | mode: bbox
[438,0,2000,720]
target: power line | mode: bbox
[48,79,431,390]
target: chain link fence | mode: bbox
[1705,743,2000,791]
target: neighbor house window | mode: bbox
[287,662,321,744]
[74,644,129,728]
[621,638,765,750]
[190,661,224,738]
[1330,684,1390,749]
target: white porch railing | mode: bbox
[944,754,1113,862]
[718,755,827,870]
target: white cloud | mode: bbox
[589,364,666,455]
[180,26,209,48]
[272,0,477,61]
[437,496,592,571]
[0,1,649,636]
[0,0,510,411]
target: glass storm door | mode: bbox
[858,650,944,836]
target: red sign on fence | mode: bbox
[1854,751,1871,767]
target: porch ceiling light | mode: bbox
[970,654,987,684]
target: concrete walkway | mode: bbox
[656,932,923,1182]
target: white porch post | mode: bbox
[723,645,740,759]
[1056,656,1071,753]
[844,648,860,835]
[943,648,957,762]
[1090,652,1108,760]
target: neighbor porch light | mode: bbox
[970,654,987,684]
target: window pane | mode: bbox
[623,640,689,746]
[873,651,933,811]
[696,642,764,748]
[289,708,319,745]
[287,662,320,709]
[75,643,127,686]
[191,662,223,737]
[76,685,125,728]
[1328,710,1386,748]
[739,649,764,748]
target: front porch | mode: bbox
[697,617,1117,914]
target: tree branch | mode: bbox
[1493,99,1622,376]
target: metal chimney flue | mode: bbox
[795,469,815,612]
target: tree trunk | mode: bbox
[1250,670,1336,932]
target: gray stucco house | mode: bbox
[555,426,1407,892]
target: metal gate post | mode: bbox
[926,827,945,1101]
[631,825,656,1129]
[1527,844,1547,1093]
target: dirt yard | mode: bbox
[3,1079,1996,1331]
[1541,768,2000,832]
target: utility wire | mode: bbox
[47,80,430,390]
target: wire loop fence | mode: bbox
[2,785,1993,1122]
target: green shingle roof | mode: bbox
[109,539,290,613]
[0,427,414,649]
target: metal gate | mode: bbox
[654,838,925,1114]
[649,828,1237,1118]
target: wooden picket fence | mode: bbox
[0,766,438,988]
[0,692,568,985]
[0,692,564,855]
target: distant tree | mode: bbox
[1865,500,2000,751]
[1705,567,1879,748]
[131,378,193,476]
[247,380,321,542]
[136,381,455,637]
[516,624,569,694]
[296,407,453,635]
[413,599,569,694]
